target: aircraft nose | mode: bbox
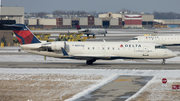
[173,52,177,57]
[170,52,177,57]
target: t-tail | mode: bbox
[9,24,41,45]
[76,25,81,30]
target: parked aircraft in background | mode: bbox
[25,25,107,38]
[129,35,180,46]
[76,25,107,37]
[9,24,176,65]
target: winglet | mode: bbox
[61,47,69,56]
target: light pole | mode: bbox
[0,0,2,20]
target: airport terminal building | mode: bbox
[1,6,179,30]
[25,16,123,29]
[1,6,180,30]
[25,12,154,29]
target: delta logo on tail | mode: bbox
[9,24,41,45]
[76,25,81,30]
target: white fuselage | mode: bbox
[129,35,180,46]
[20,41,176,60]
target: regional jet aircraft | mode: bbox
[129,35,180,46]
[76,25,107,37]
[9,24,176,65]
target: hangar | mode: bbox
[99,12,154,28]
[25,16,123,29]
[0,7,24,24]
[25,12,154,29]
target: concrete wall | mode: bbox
[99,13,122,18]
[28,19,37,25]
[63,19,71,25]
[1,7,24,24]
[79,18,88,25]
[112,14,122,18]
[39,19,56,25]
[142,15,154,21]
[163,20,180,24]
[94,18,102,25]
[0,30,13,46]
[110,18,118,25]
[98,14,107,18]
[154,19,180,25]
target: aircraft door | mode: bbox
[102,45,106,52]
[143,46,149,56]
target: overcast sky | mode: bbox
[2,0,180,13]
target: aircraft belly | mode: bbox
[24,49,65,58]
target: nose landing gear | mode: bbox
[162,59,166,65]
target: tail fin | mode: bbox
[9,24,41,45]
[76,25,81,30]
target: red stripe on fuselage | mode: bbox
[14,30,34,44]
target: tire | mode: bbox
[86,60,93,65]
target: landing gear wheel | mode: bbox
[86,59,96,65]
[87,34,90,39]
[86,60,93,65]
[162,59,166,65]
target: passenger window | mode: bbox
[108,47,109,50]
[88,47,90,50]
[93,47,94,50]
[112,47,114,50]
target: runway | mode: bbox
[0,61,180,70]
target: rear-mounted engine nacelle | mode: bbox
[51,42,65,51]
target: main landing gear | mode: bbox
[162,59,166,65]
[86,59,96,65]
[87,34,89,39]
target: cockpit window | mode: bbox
[155,45,166,49]
[131,38,138,40]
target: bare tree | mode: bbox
[153,11,180,19]
[37,12,47,18]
